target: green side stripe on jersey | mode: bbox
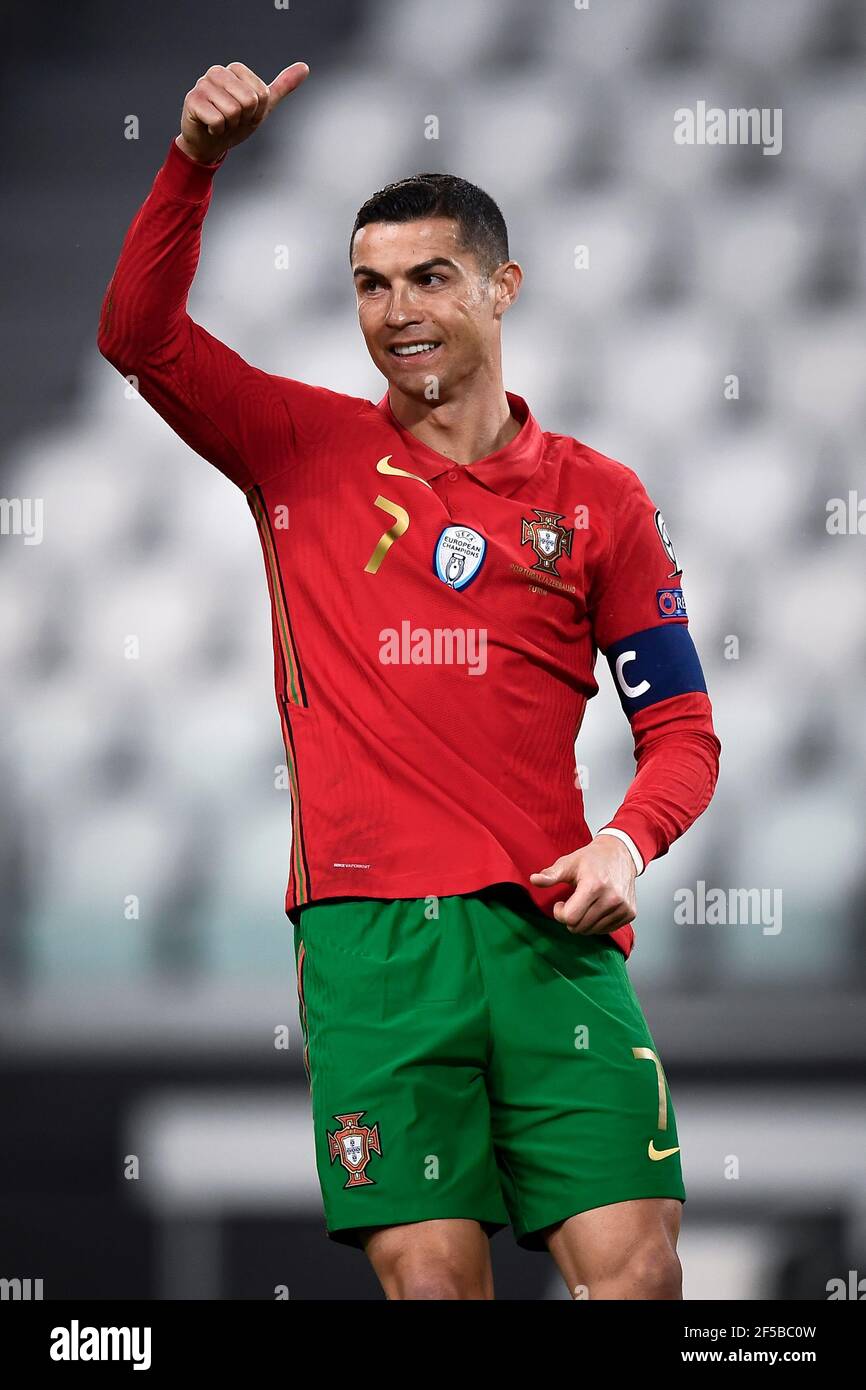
[247,486,310,902]
[247,489,305,707]
[282,712,308,904]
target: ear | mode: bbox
[492,261,523,319]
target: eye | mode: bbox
[419,273,445,286]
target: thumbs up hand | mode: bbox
[177,60,310,164]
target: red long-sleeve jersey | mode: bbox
[97,138,721,960]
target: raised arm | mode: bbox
[96,61,310,491]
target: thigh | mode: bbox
[360,1217,495,1299]
[293,896,509,1248]
[545,1197,682,1297]
[476,890,686,1250]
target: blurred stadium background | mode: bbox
[1,0,864,1300]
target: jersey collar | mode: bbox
[375,389,545,497]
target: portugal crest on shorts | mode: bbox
[520,508,574,577]
[327,1111,382,1188]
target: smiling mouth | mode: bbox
[388,341,442,359]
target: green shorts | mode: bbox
[292,884,685,1251]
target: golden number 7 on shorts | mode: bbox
[633,1046,681,1161]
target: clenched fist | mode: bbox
[177,60,310,164]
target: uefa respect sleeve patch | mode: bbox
[657,587,687,619]
[604,624,707,714]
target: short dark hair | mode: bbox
[350,173,509,274]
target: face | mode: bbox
[351,217,521,399]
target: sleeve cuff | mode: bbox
[596,827,645,876]
[156,137,228,202]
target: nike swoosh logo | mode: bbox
[376,454,432,489]
[648,1140,681,1162]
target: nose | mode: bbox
[384,281,422,329]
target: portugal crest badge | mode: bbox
[327,1111,382,1188]
[520,508,574,577]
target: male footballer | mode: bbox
[98,60,721,1300]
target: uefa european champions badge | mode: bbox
[434,525,487,590]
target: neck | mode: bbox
[387,367,520,465]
